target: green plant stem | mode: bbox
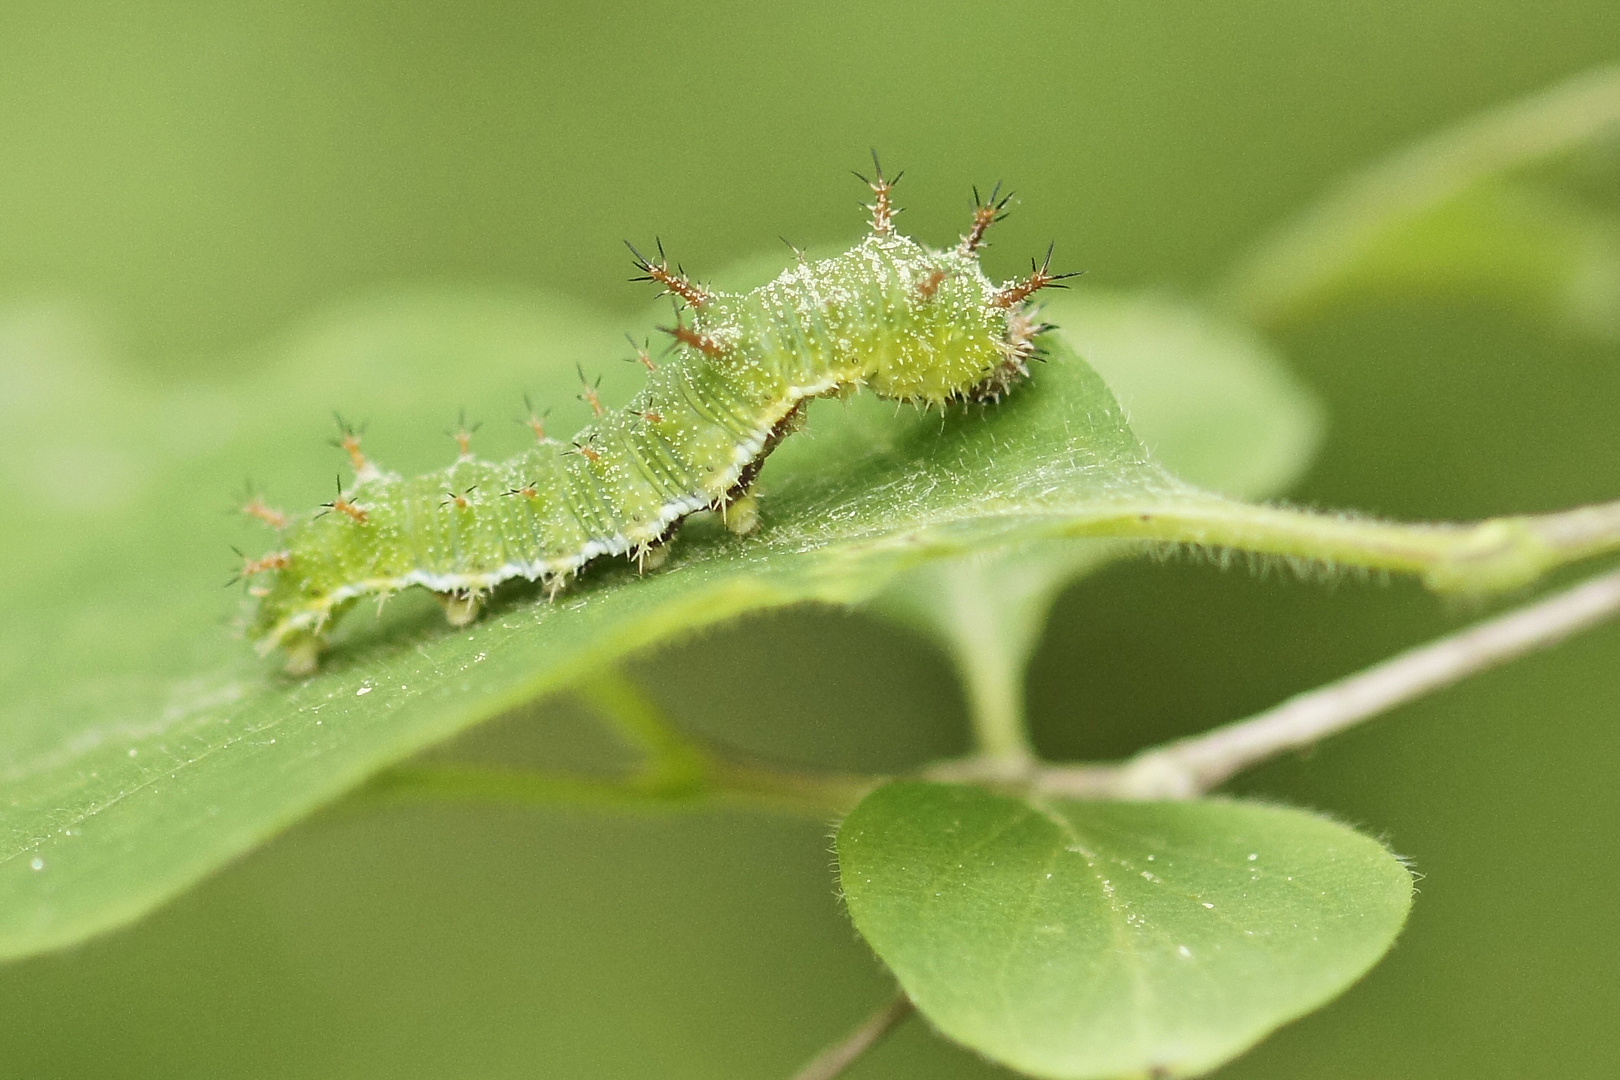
[358,758,873,817]
[358,763,699,810]
[1066,494,1620,594]
[957,645,1032,767]
[1213,63,1620,330]
[706,758,878,815]
[572,667,711,791]
[932,568,1040,767]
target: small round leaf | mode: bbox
[838,782,1413,1079]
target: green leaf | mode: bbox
[1217,64,1620,334]
[864,291,1323,759]
[1239,179,1620,336]
[0,288,1187,961]
[838,782,1414,1079]
[2,280,1608,965]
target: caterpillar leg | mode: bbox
[632,517,687,573]
[712,398,801,538]
[434,589,484,627]
[721,492,761,536]
[281,632,325,678]
[636,540,674,572]
[543,571,575,602]
[965,356,1031,404]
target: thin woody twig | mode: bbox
[353,567,1620,816]
[1036,563,1620,799]
[790,992,914,1080]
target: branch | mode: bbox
[790,993,914,1080]
[1035,563,1620,799]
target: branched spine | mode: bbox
[627,239,711,308]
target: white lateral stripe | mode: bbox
[265,382,844,648]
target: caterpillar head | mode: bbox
[843,161,1071,405]
[658,165,1071,408]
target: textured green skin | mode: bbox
[250,231,1031,664]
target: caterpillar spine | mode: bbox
[240,164,1071,674]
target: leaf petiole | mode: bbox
[355,673,876,817]
[1055,493,1620,595]
[355,759,872,817]
[572,668,712,795]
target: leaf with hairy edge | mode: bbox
[2,278,1609,966]
[0,288,1180,961]
[838,782,1414,1079]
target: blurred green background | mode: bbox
[2,2,1619,1077]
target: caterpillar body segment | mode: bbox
[246,179,1063,674]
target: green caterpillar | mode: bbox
[240,164,1071,674]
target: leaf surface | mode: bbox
[0,286,1262,960]
[838,782,1413,1079]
